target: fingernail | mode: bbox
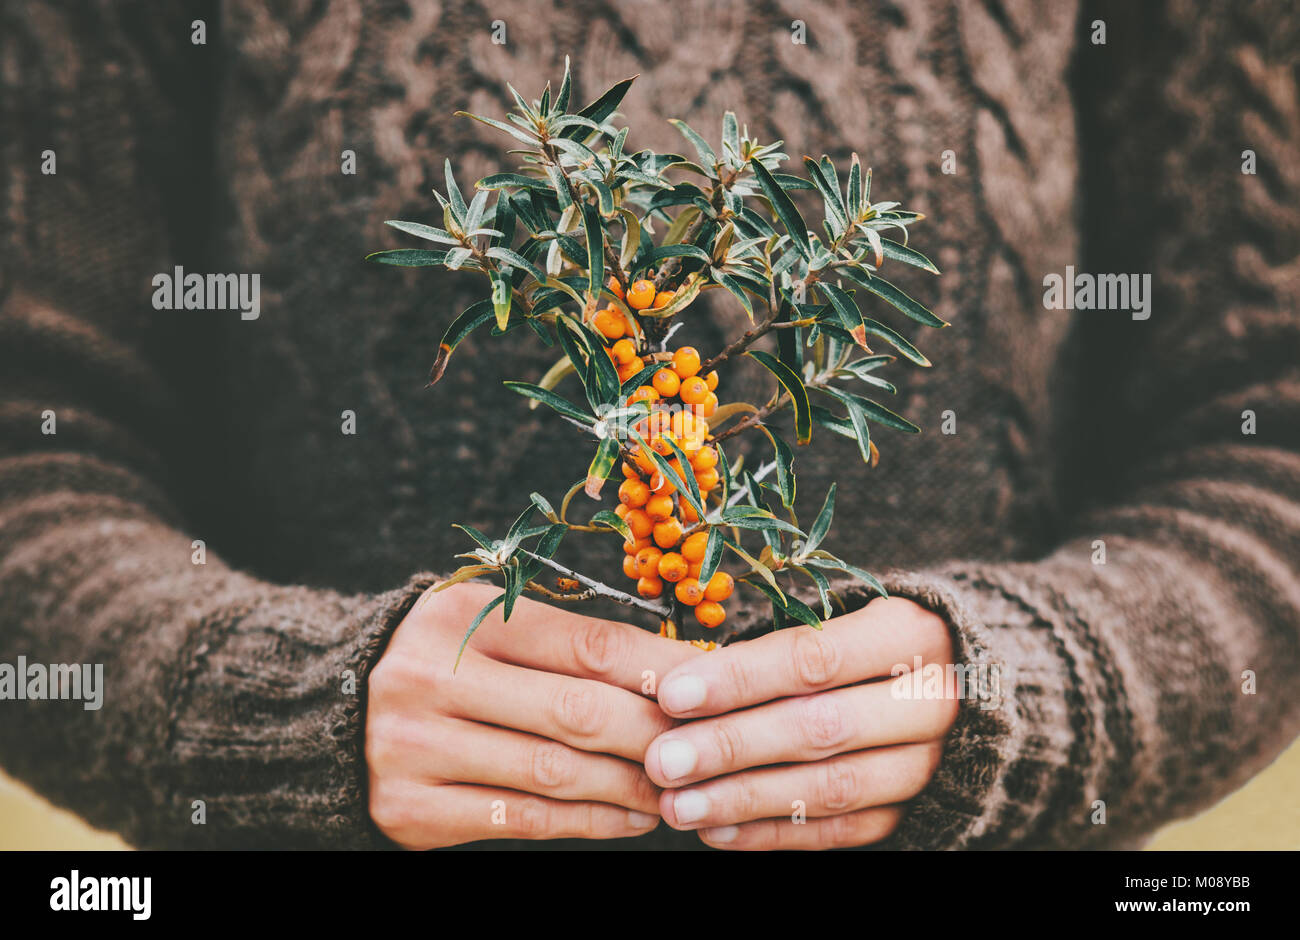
[658,738,698,781]
[673,789,710,826]
[659,675,707,713]
[627,811,659,829]
[703,825,738,844]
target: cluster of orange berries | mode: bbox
[598,277,733,630]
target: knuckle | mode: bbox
[817,758,862,813]
[515,797,553,837]
[363,716,402,770]
[792,629,842,687]
[571,620,628,678]
[799,695,849,752]
[368,783,413,839]
[553,683,608,740]
[529,739,577,791]
[730,777,763,821]
[721,657,755,705]
[824,811,861,846]
[709,719,747,770]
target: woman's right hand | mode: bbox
[366,581,704,849]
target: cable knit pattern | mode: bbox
[1,0,1298,849]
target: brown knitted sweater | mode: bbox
[1,0,1297,850]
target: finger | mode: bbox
[468,596,705,693]
[697,804,904,851]
[371,780,660,850]
[427,716,663,814]
[660,741,941,829]
[436,655,676,761]
[645,679,958,787]
[655,596,951,717]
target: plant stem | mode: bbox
[517,549,671,617]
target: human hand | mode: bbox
[367,581,704,849]
[644,596,958,849]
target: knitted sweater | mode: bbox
[1,0,1297,850]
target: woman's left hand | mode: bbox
[644,595,959,849]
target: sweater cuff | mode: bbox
[158,571,440,849]
[835,566,1080,850]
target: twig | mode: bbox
[518,549,671,617]
[726,460,777,507]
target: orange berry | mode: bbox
[635,546,664,579]
[624,508,653,539]
[622,554,640,579]
[649,470,676,496]
[652,289,675,309]
[653,517,684,549]
[627,279,656,310]
[651,432,678,456]
[611,338,638,364]
[695,601,726,628]
[675,578,705,606]
[614,502,630,519]
[628,385,659,408]
[607,277,624,300]
[681,531,710,563]
[646,493,675,521]
[680,501,700,524]
[658,552,688,583]
[594,307,626,340]
[622,461,640,479]
[623,535,652,555]
[637,576,664,599]
[704,370,719,391]
[619,478,650,508]
[652,368,681,398]
[691,391,718,418]
[617,357,645,383]
[687,562,703,580]
[694,467,719,491]
[672,346,702,379]
[679,376,709,405]
[691,445,718,471]
[704,571,734,602]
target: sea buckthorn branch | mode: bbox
[368,57,945,650]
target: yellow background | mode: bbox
[2,740,1297,850]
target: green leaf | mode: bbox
[432,563,497,593]
[819,282,871,350]
[796,564,834,618]
[429,299,496,385]
[648,243,712,266]
[383,220,460,245]
[664,437,704,519]
[365,249,449,267]
[881,238,940,274]
[563,76,636,139]
[698,526,725,586]
[757,426,796,508]
[453,594,506,672]
[721,111,740,162]
[477,172,553,192]
[803,157,848,233]
[486,246,546,285]
[582,202,604,303]
[805,482,836,553]
[723,537,784,599]
[719,505,803,536]
[452,522,494,549]
[749,158,811,258]
[820,387,872,461]
[804,556,888,599]
[747,350,812,444]
[558,314,620,408]
[847,154,863,219]
[590,509,632,541]
[555,56,573,113]
[743,577,822,630]
[503,381,593,423]
[845,270,947,327]
[821,385,921,433]
[530,492,558,521]
[444,158,468,223]
[630,432,706,521]
[667,119,717,169]
[584,436,621,498]
[857,316,931,367]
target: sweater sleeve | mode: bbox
[838,0,1300,850]
[0,1,427,849]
